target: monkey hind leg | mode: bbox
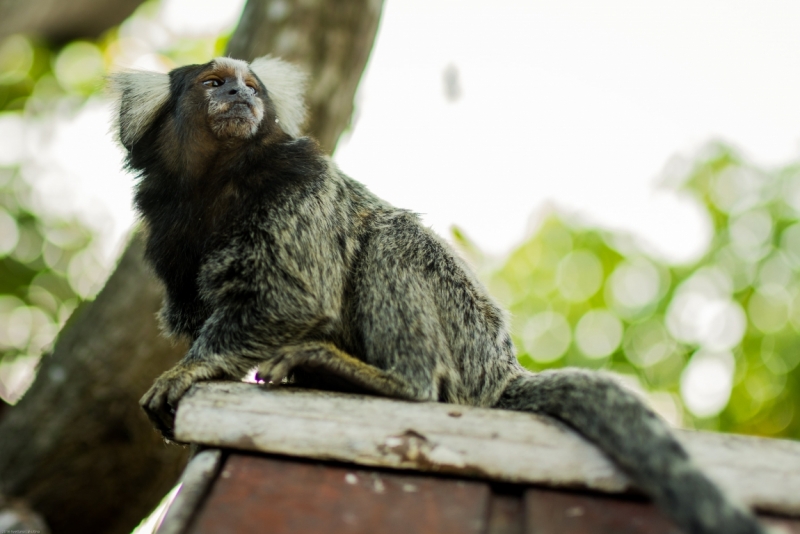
[495,369,767,534]
[256,341,426,401]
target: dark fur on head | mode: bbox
[110,56,770,534]
[109,56,322,338]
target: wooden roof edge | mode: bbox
[173,381,800,517]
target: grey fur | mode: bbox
[117,56,769,534]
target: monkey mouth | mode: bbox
[210,102,261,139]
[220,101,256,119]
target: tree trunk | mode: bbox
[227,0,384,154]
[0,235,190,534]
[0,1,384,533]
[0,0,147,43]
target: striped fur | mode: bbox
[115,57,770,534]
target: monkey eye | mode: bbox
[202,78,223,87]
[246,84,258,95]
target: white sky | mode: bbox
[336,0,800,261]
[12,0,800,265]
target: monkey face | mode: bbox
[110,55,308,169]
[201,58,266,140]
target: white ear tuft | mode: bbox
[248,56,308,138]
[107,71,171,147]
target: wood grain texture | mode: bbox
[164,454,800,534]
[188,453,489,534]
[524,489,800,534]
[176,382,628,491]
[156,449,223,534]
[524,488,681,534]
[486,492,523,534]
[174,382,800,517]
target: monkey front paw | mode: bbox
[140,363,218,440]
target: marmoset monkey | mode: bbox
[110,56,768,534]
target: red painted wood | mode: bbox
[524,487,800,534]
[524,488,681,534]
[486,493,523,534]
[188,454,490,534]
[761,516,800,534]
[183,451,800,534]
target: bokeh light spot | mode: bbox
[729,209,772,262]
[714,245,756,292]
[744,370,786,404]
[666,295,746,351]
[0,355,40,404]
[0,207,19,255]
[67,249,106,298]
[710,166,764,214]
[782,173,800,216]
[54,42,105,95]
[623,318,676,368]
[0,296,25,349]
[748,286,791,334]
[665,268,745,350]
[0,35,34,85]
[757,252,793,290]
[0,113,25,166]
[575,309,622,359]
[606,257,662,317]
[521,311,571,363]
[556,249,603,302]
[779,223,800,268]
[680,350,735,418]
[7,306,33,349]
[11,225,43,263]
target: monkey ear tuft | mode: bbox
[107,70,171,147]
[248,56,308,138]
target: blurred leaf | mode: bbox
[0,170,90,403]
[486,143,800,438]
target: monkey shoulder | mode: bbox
[194,154,368,306]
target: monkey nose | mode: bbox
[225,81,251,98]
[225,81,255,98]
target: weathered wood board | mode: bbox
[524,487,680,534]
[163,451,800,534]
[190,454,490,534]
[174,381,800,517]
[156,449,222,534]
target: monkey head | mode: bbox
[200,57,266,140]
[108,56,308,172]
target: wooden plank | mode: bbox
[760,517,800,534]
[524,488,680,534]
[524,489,800,534]
[156,449,222,534]
[679,431,800,517]
[174,382,800,517]
[175,383,630,492]
[486,492,523,534]
[188,453,490,534]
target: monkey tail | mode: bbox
[494,369,766,534]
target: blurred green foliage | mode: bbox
[0,169,89,402]
[456,143,800,439]
[0,28,98,402]
[0,0,232,404]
